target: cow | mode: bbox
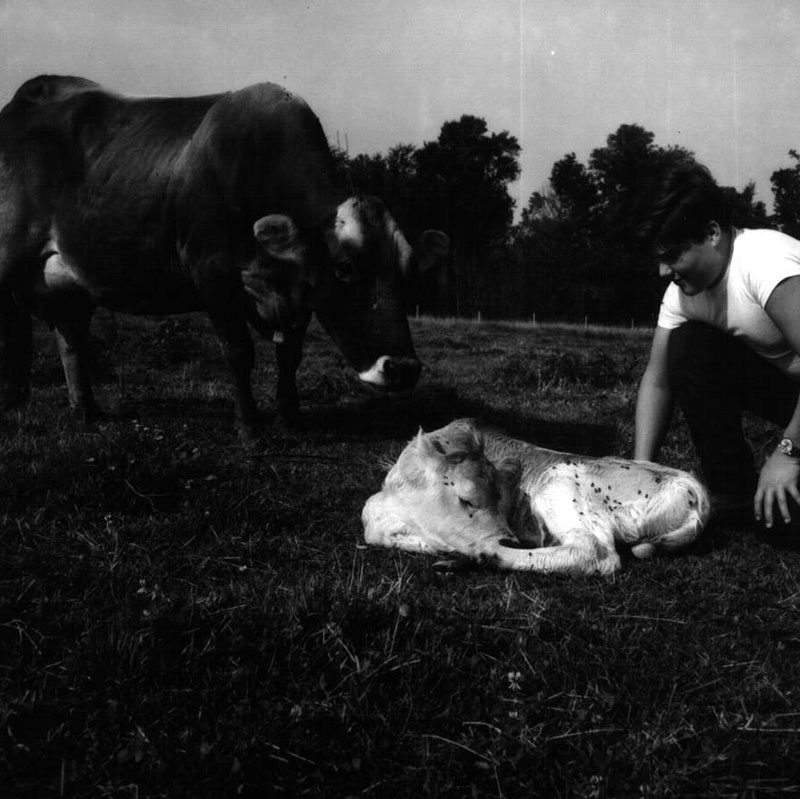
[362,419,710,576]
[0,75,448,440]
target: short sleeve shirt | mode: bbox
[657,228,800,379]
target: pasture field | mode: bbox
[2,312,800,798]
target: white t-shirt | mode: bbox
[657,228,800,379]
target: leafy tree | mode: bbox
[589,124,658,200]
[414,115,521,314]
[723,182,769,230]
[548,153,598,229]
[514,125,697,323]
[771,150,800,237]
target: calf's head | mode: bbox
[363,426,519,558]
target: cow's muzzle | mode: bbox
[358,355,422,389]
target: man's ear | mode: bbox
[705,220,722,243]
[495,456,522,485]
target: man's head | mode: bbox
[646,162,732,263]
[644,163,734,295]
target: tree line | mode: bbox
[336,118,800,324]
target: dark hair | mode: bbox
[643,163,732,259]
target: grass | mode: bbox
[2,311,800,798]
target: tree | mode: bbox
[414,115,521,315]
[548,153,598,229]
[514,125,697,323]
[723,182,769,230]
[589,124,657,201]
[771,150,800,238]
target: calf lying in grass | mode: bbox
[362,419,710,576]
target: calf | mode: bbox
[362,419,710,575]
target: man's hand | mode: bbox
[754,449,800,527]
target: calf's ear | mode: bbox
[495,456,522,484]
[253,215,304,262]
[414,428,445,464]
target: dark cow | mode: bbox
[0,75,448,439]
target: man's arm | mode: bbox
[635,326,675,462]
[758,275,800,526]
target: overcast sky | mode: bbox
[3,0,799,215]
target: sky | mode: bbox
[2,0,799,216]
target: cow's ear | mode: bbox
[382,211,414,276]
[417,230,449,273]
[253,215,303,262]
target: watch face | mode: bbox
[780,438,796,455]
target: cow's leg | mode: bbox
[52,306,101,421]
[274,327,307,428]
[0,288,32,410]
[208,312,261,443]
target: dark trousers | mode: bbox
[667,322,799,496]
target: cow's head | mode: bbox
[362,426,521,559]
[311,196,448,390]
[242,214,313,333]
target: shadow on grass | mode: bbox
[21,380,618,458]
[298,382,618,455]
[111,396,232,422]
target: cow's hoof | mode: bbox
[72,403,107,425]
[0,386,30,411]
[274,410,305,434]
[86,407,108,424]
[237,425,265,450]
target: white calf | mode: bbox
[362,419,710,576]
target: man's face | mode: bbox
[657,235,721,296]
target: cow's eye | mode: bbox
[459,498,477,511]
[335,258,357,283]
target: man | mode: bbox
[635,163,800,530]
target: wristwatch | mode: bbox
[778,437,800,458]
